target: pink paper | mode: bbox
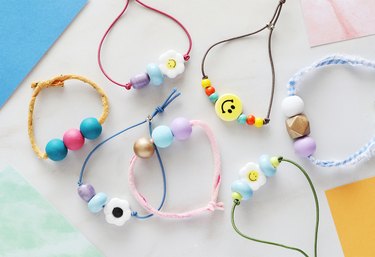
[300,0,375,47]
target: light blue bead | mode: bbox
[208,92,219,103]
[231,180,253,200]
[259,154,276,177]
[152,125,174,148]
[45,139,68,161]
[237,114,247,124]
[88,192,108,213]
[80,117,102,140]
[146,63,164,86]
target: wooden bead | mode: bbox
[285,114,310,139]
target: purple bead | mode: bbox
[130,73,150,89]
[78,184,96,202]
[170,117,192,141]
[294,136,316,157]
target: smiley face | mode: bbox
[166,59,177,69]
[248,170,259,182]
[214,94,243,121]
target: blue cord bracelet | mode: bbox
[77,88,180,226]
[283,54,375,167]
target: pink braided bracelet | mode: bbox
[129,119,224,219]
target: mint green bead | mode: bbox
[147,63,164,86]
[237,114,247,124]
[152,125,174,148]
[88,192,107,213]
[208,92,219,103]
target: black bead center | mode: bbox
[112,207,123,218]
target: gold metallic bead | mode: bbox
[285,114,310,139]
[133,137,155,159]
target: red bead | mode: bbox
[205,86,215,96]
[246,115,255,125]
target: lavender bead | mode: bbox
[78,184,96,202]
[130,73,150,89]
[170,117,192,141]
[294,136,316,157]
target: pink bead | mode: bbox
[63,128,85,151]
[294,136,316,157]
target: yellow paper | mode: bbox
[326,177,375,257]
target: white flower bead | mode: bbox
[103,198,131,226]
[281,95,304,117]
[158,50,185,79]
[239,162,267,191]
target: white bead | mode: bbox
[282,96,304,117]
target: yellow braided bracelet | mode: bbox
[28,74,109,161]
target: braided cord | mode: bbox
[286,55,375,167]
[28,74,109,159]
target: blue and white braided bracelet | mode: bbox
[282,54,375,167]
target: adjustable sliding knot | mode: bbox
[267,23,275,30]
[207,201,225,211]
[155,106,165,114]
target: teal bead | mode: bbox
[237,114,247,124]
[208,92,219,103]
[146,63,164,86]
[88,192,108,213]
[80,117,102,140]
[45,139,68,161]
[231,180,253,200]
[152,125,174,148]
[259,154,277,177]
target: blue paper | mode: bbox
[0,0,87,109]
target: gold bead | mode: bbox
[285,114,310,139]
[133,137,155,159]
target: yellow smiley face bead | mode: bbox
[214,94,243,121]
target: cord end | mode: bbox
[183,54,190,62]
[124,83,132,90]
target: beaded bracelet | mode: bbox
[98,0,192,90]
[28,74,109,161]
[77,89,179,226]
[199,0,286,128]
[231,155,320,257]
[129,118,224,219]
[283,55,375,167]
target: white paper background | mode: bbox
[1,0,375,256]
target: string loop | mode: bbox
[77,89,180,219]
[200,1,286,124]
[98,0,192,88]
[231,157,319,257]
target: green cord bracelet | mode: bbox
[230,156,319,257]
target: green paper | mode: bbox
[0,166,104,257]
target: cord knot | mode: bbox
[267,23,275,30]
[280,0,286,4]
[207,201,224,211]
[183,54,190,62]
[124,83,132,90]
[131,211,138,217]
[155,106,165,113]
[263,118,270,125]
